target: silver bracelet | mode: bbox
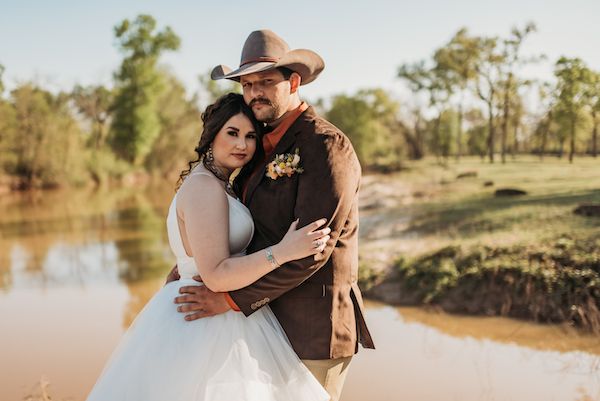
[265,247,280,268]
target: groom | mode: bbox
[170,29,374,401]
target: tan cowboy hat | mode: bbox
[211,30,324,85]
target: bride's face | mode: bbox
[211,113,258,175]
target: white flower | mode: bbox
[265,148,304,180]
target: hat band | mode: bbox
[240,56,280,67]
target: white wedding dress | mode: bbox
[86,171,329,401]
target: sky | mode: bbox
[1,0,600,104]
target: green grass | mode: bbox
[361,156,600,331]
[393,236,600,331]
[393,156,599,249]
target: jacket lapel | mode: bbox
[244,111,309,205]
[269,125,298,159]
[243,157,269,205]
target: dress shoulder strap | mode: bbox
[188,171,214,178]
[186,169,235,199]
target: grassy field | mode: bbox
[359,156,600,332]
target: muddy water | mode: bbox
[342,302,599,401]
[0,188,598,401]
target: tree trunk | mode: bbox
[540,126,546,161]
[416,113,424,158]
[487,101,495,163]
[569,114,576,163]
[592,110,598,158]
[401,125,424,160]
[402,112,424,160]
[455,103,463,162]
[93,115,110,150]
[434,113,443,162]
[558,139,564,159]
[540,111,551,161]
[512,120,519,160]
[501,78,510,164]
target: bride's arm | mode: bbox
[177,174,329,292]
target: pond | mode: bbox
[0,187,598,401]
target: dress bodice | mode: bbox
[166,171,255,279]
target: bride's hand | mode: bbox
[274,218,331,264]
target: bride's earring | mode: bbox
[203,146,236,198]
[206,146,215,163]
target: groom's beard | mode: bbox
[250,98,281,123]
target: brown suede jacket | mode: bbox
[230,107,375,360]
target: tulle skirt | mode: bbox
[86,279,329,401]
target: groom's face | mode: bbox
[240,70,292,124]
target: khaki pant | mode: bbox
[301,356,352,401]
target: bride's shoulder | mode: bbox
[178,172,227,211]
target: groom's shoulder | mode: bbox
[299,107,344,137]
[297,108,355,155]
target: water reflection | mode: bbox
[396,304,600,357]
[1,187,599,401]
[342,301,600,401]
[0,186,176,401]
[112,196,172,284]
[0,186,174,292]
[8,242,121,288]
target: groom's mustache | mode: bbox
[249,98,273,107]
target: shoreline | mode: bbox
[360,240,600,334]
[4,158,600,333]
[355,158,600,334]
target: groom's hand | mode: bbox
[165,265,180,284]
[174,278,231,321]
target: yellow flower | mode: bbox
[265,148,304,180]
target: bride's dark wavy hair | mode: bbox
[177,93,264,195]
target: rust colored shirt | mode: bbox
[262,102,309,156]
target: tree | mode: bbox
[464,108,488,159]
[585,70,600,157]
[472,35,505,163]
[398,60,452,160]
[326,89,402,169]
[145,71,202,178]
[0,68,16,175]
[508,89,526,157]
[534,82,557,160]
[553,105,570,158]
[72,84,113,150]
[498,22,537,163]
[434,29,506,163]
[401,106,425,160]
[433,28,480,161]
[110,14,180,165]
[9,84,85,188]
[554,57,592,163]
[434,108,459,160]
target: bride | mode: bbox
[86,93,330,401]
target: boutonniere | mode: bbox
[265,148,304,180]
